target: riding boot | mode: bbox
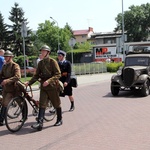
[0,106,7,126]
[31,108,45,131]
[54,107,62,126]
[69,101,75,111]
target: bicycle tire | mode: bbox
[5,96,28,132]
[44,101,56,122]
[7,100,20,119]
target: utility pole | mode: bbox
[21,21,27,80]
[122,0,125,61]
[50,17,60,50]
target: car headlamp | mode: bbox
[135,70,141,76]
[117,67,122,75]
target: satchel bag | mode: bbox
[70,74,78,88]
[58,80,64,93]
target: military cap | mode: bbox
[57,50,66,57]
[40,45,51,52]
[4,50,14,57]
[0,49,5,53]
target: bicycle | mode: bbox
[4,80,56,132]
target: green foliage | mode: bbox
[115,3,150,42]
[76,41,93,50]
[8,2,32,56]
[36,20,72,53]
[106,62,124,72]
[14,55,37,67]
[64,23,75,38]
[0,13,8,49]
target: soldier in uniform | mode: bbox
[25,45,62,131]
[57,50,75,111]
[0,50,21,126]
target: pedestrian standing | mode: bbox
[57,50,75,111]
[25,45,63,131]
[0,49,5,71]
[0,50,21,126]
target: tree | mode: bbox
[114,3,150,42]
[29,31,45,55]
[8,2,32,56]
[36,20,72,53]
[64,23,75,38]
[0,12,9,49]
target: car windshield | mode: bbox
[125,57,149,66]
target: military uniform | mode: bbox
[0,50,21,126]
[29,45,62,131]
[28,57,61,108]
[0,61,21,106]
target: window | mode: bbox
[82,35,86,38]
[125,57,149,66]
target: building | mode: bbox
[73,27,94,44]
[89,31,122,45]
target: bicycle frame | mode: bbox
[5,80,56,132]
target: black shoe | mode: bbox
[69,106,75,112]
[54,119,63,126]
[31,123,43,131]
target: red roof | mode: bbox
[73,30,89,35]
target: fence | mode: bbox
[72,62,107,75]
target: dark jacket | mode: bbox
[58,60,71,84]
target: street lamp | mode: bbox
[122,0,125,61]
[50,17,60,50]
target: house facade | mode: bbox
[73,27,94,44]
[89,31,122,45]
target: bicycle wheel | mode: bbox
[5,96,28,132]
[7,100,20,119]
[44,101,56,122]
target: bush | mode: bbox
[106,62,124,72]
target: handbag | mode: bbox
[70,74,78,88]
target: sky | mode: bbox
[0,0,149,33]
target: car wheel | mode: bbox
[111,82,120,96]
[141,79,149,97]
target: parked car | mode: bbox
[21,66,36,76]
[110,51,150,97]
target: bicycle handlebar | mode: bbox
[18,80,33,98]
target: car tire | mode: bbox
[111,82,120,96]
[141,79,149,97]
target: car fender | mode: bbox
[137,74,150,82]
[111,75,124,85]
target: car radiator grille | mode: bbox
[123,68,135,86]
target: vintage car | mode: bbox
[111,52,150,97]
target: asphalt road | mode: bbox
[1,73,150,150]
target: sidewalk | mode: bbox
[32,73,114,90]
[77,72,114,85]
